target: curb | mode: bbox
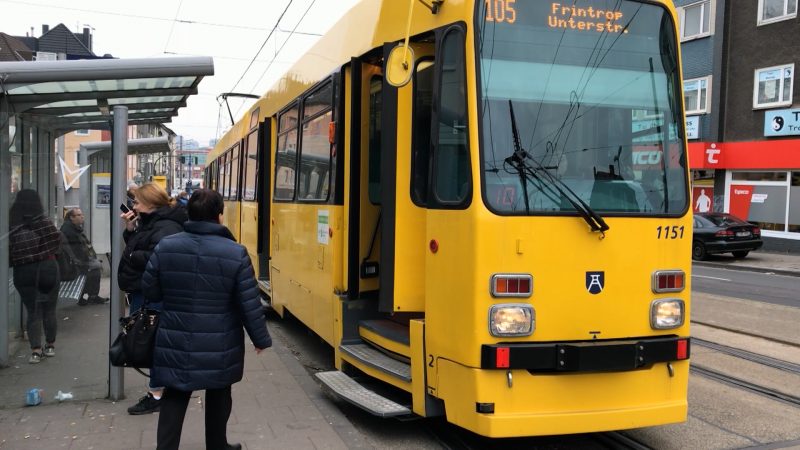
[693,261,800,278]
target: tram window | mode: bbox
[275,105,300,201]
[243,130,258,201]
[229,144,240,200]
[411,59,435,206]
[433,28,470,205]
[220,152,229,198]
[304,83,333,120]
[298,110,332,200]
[368,76,382,205]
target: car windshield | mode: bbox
[477,0,688,215]
[702,215,749,227]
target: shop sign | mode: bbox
[685,116,699,139]
[764,108,800,137]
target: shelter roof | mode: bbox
[0,56,214,133]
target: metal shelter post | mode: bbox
[109,105,127,400]
[0,107,10,367]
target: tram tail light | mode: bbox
[676,339,688,360]
[490,274,533,297]
[495,347,510,368]
[652,270,685,293]
[650,299,685,329]
[489,304,534,337]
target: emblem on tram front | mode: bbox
[585,271,604,294]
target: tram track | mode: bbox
[690,335,800,409]
[692,338,800,375]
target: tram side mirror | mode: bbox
[386,44,415,87]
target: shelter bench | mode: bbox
[58,274,86,302]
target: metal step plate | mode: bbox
[257,279,271,295]
[341,344,411,382]
[315,371,411,417]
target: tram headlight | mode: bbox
[489,304,534,337]
[650,299,685,329]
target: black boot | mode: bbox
[89,295,109,304]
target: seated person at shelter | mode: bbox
[61,208,108,305]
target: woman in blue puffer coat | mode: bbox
[142,189,271,450]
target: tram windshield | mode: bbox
[477,0,688,215]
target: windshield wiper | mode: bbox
[506,100,610,236]
[506,100,530,213]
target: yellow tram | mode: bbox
[205,0,692,437]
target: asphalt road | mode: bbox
[691,265,800,308]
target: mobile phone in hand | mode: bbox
[120,203,131,214]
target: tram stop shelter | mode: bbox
[0,56,214,399]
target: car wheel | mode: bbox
[732,251,749,258]
[692,241,707,261]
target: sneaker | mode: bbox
[77,297,89,306]
[127,393,160,415]
[89,295,109,304]
[29,352,43,364]
[43,346,56,357]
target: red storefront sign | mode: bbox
[729,185,753,219]
[688,139,800,169]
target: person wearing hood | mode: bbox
[118,182,188,415]
[61,208,107,305]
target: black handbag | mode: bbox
[109,306,160,375]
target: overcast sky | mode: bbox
[0,0,361,146]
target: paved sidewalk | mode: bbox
[0,291,363,449]
[693,249,800,276]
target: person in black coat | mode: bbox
[119,182,187,415]
[61,208,107,305]
[142,189,271,450]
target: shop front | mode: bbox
[688,139,800,244]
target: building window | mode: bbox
[74,129,90,136]
[684,76,710,114]
[753,64,794,109]
[680,0,712,41]
[758,0,797,25]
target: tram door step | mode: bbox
[257,278,271,296]
[340,343,411,382]
[315,371,411,417]
[358,319,411,359]
[256,278,272,309]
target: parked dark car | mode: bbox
[692,213,763,260]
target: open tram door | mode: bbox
[378,40,435,315]
[255,118,272,295]
[320,38,445,419]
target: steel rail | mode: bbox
[693,338,800,374]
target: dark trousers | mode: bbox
[79,259,103,297]
[14,261,58,349]
[156,386,232,450]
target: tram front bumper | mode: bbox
[437,340,690,438]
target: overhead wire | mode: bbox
[162,0,184,54]
[247,0,317,95]
[227,0,294,94]
[0,0,275,31]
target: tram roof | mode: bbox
[0,56,214,133]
